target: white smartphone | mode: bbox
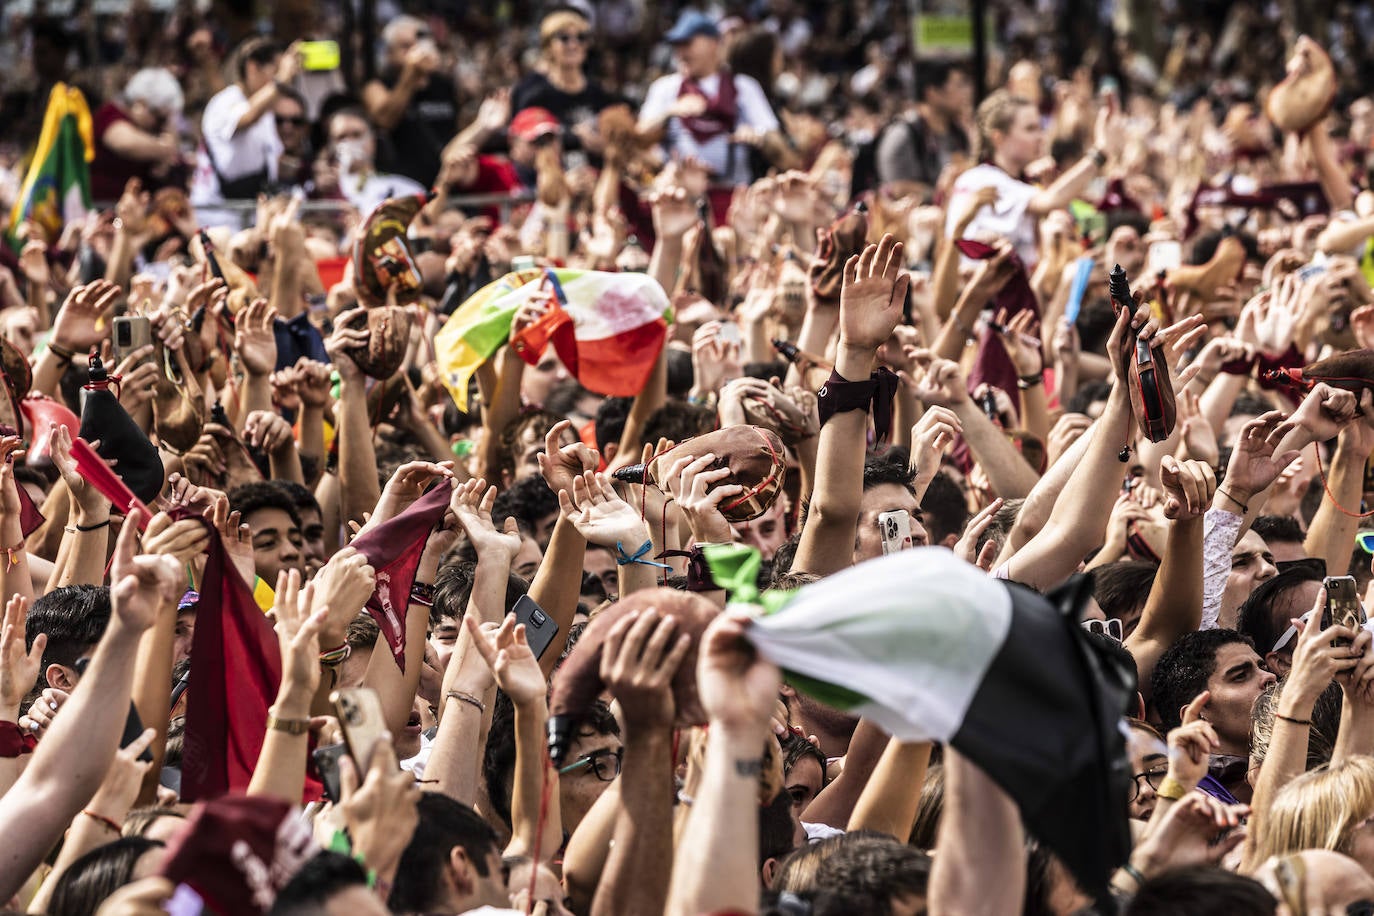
[1146,240,1182,275]
[877,509,912,555]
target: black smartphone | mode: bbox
[74,657,154,762]
[312,742,348,803]
[512,594,559,661]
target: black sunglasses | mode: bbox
[555,32,591,44]
[275,115,307,126]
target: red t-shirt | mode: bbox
[90,102,188,201]
[450,155,522,224]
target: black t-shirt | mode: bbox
[510,72,618,144]
[374,70,460,187]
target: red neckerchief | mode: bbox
[677,71,738,144]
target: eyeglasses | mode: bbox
[554,32,591,44]
[1129,767,1168,802]
[558,746,622,781]
[276,115,307,126]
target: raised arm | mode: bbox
[914,359,1040,499]
[847,738,931,840]
[248,569,325,803]
[666,611,780,916]
[466,614,562,862]
[1303,396,1374,575]
[928,749,1026,916]
[793,236,908,577]
[995,304,1149,590]
[0,510,176,900]
[591,611,691,916]
[326,313,382,528]
[1124,456,1216,700]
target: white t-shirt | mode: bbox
[201,84,283,184]
[339,170,427,216]
[945,163,1040,267]
[638,71,779,185]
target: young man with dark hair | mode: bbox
[1237,564,1325,678]
[593,396,632,465]
[855,456,930,563]
[271,481,326,579]
[1124,865,1277,916]
[270,852,386,916]
[228,481,305,589]
[1251,514,1308,565]
[1090,560,1158,638]
[387,794,507,914]
[24,585,110,692]
[1150,629,1275,803]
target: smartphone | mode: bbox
[1146,240,1182,275]
[298,40,340,72]
[717,321,741,346]
[311,742,348,803]
[111,316,153,366]
[1323,576,1364,647]
[877,509,912,555]
[511,254,537,273]
[331,687,389,771]
[512,594,559,661]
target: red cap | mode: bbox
[510,107,561,142]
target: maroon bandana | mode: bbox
[677,72,738,144]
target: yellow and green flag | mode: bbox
[8,83,94,248]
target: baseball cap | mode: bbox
[510,107,561,142]
[665,9,720,43]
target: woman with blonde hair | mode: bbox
[944,88,1123,266]
[511,7,618,152]
[1249,755,1374,875]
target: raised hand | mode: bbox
[536,419,599,498]
[325,309,368,383]
[272,569,328,703]
[233,297,279,377]
[1221,411,1300,505]
[649,187,698,242]
[697,610,781,733]
[1166,691,1221,790]
[1158,455,1216,521]
[992,308,1043,378]
[912,358,968,409]
[558,471,650,551]
[338,738,421,886]
[464,613,546,709]
[208,494,255,585]
[51,280,122,353]
[0,595,44,719]
[839,234,909,353]
[662,452,738,546]
[911,405,962,485]
[312,546,377,648]
[954,497,1003,570]
[141,511,210,566]
[50,424,109,521]
[1130,793,1248,876]
[600,608,692,733]
[109,508,184,633]
[1289,383,1357,444]
[1285,591,1363,717]
[369,461,455,528]
[112,346,160,416]
[86,727,157,830]
[451,477,522,561]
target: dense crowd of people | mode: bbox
[5,0,1374,914]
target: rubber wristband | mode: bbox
[1155,775,1189,800]
[1275,713,1312,726]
